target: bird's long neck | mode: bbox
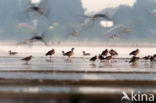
[83,52,85,55]
[62,51,65,55]
[71,49,74,52]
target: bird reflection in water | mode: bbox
[90,63,97,68]
[64,58,73,63]
[150,62,156,68]
[45,59,54,63]
[130,62,139,68]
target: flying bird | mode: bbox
[17,32,48,46]
[25,0,47,16]
[85,13,112,21]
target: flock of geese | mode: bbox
[8,48,156,65]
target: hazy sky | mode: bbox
[82,0,136,12]
[32,0,136,12]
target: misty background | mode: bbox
[0,0,156,44]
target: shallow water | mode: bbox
[0,45,155,102]
[0,57,155,88]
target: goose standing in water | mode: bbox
[21,56,32,64]
[62,48,75,58]
[46,49,55,59]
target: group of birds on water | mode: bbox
[9,48,75,64]
[8,48,156,65]
[90,48,156,64]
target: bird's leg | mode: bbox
[109,59,113,63]
[112,56,116,62]
[50,55,51,60]
[92,61,95,64]
[26,61,28,65]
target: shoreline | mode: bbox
[1,42,156,48]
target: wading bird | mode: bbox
[9,50,18,55]
[21,56,32,64]
[150,54,156,62]
[62,48,75,58]
[129,49,139,56]
[83,51,90,56]
[109,49,118,56]
[46,49,55,59]
[101,49,108,56]
[142,55,151,62]
[90,55,97,62]
[98,54,105,61]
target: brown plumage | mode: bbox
[90,55,97,62]
[98,54,105,61]
[21,56,32,64]
[46,49,55,58]
[101,49,108,56]
[129,49,139,56]
[150,54,156,62]
[143,55,151,61]
[109,49,118,56]
[62,48,74,58]
[105,55,112,61]
[9,50,18,55]
[129,56,140,63]
[83,51,90,56]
